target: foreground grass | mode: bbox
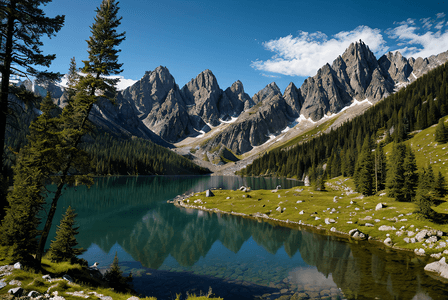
[0,252,221,300]
[179,176,448,259]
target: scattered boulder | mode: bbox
[415,248,426,256]
[42,274,52,281]
[0,280,6,289]
[375,203,386,210]
[325,218,336,225]
[384,237,393,246]
[63,274,74,282]
[8,287,23,297]
[379,225,396,231]
[206,189,214,197]
[424,257,448,279]
[28,291,40,297]
[13,262,22,270]
[349,228,368,240]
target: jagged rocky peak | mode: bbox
[252,82,281,104]
[339,40,382,96]
[283,82,302,117]
[181,69,222,126]
[378,51,412,84]
[182,69,220,101]
[220,80,253,118]
[121,65,179,114]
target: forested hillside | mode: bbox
[84,133,210,175]
[5,113,210,178]
[239,61,448,183]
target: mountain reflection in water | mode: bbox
[47,176,448,300]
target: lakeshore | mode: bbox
[172,176,448,281]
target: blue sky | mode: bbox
[40,0,448,96]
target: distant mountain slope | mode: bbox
[24,41,448,157]
[239,60,448,179]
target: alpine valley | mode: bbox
[26,40,448,173]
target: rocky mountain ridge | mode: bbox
[26,41,448,157]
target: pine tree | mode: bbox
[35,0,125,263]
[354,136,374,196]
[0,93,60,262]
[435,171,447,198]
[386,143,406,200]
[402,146,418,201]
[104,252,132,293]
[48,206,86,263]
[434,118,448,143]
[0,0,64,186]
[374,142,387,192]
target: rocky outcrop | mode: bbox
[252,82,281,104]
[283,82,303,117]
[219,80,254,118]
[204,92,294,154]
[120,66,196,143]
[424,257,448,280]
[300,41,392,120]
[181,69,222,126]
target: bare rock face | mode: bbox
[283,82,303,117]
[299,41,395,121]
[121,66,194,143]
[252,82,281,104]
[300,63,353,120]
[181,69,222,126]
[378,51,412,83]
[219,80,254,117]
[205,91,293,154]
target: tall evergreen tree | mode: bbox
[435,171,447,198]
[434,118,448,143]
[104,252,133,293]
[48,206,86,263]
[402,146,418,201]
[35,0,125,263]
[354,136,374,196]
[0,93,60,262]
[386,143,406,200]
[0,0,64,200]
[374,142,387,192]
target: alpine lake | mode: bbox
[44,176,448,300]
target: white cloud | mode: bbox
[387,14,448,58]
[251,25,388,77]
[252,12,448,77]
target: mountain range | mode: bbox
[29,40,448,157]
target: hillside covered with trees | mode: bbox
[238,61,448,217]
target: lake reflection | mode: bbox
[48,176,448,300]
